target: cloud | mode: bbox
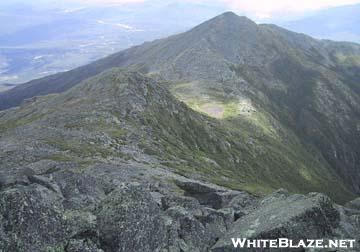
[73,0,145,4]
[28,0,360,20]
[218,0,360,19]
[97,19,144,31]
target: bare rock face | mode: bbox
[95,183,168,252]
[0,166,359,252]
[212,190,360,251]
[65,239,104,252]
[0,185,67,252]
[52,170,108,211]
[175,179,251,209]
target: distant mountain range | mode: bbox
[0,2,359,86]
[0,1,226,84]
[282,3,360,43]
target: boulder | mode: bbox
[28,174,62,194]
[64,210,98,240]
[196,207,234,242]
[161,195,202,212]
[227,191,258,220]
[212,192,340,251]
[166,206,210,252]
[175,180,224,194]
[65,239,104,252]
[0,185,68,252]
[0,173,30,190]
[175,179,242,209]
[333,205,360,242]
[95,183,167,251]
[53,171,107,210]
[345,198,360,211]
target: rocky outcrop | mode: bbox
[212,189,360,251]
[1,166,359,252]
[95,183,167,252]
[52,170,109,211]
[0,185,67,252]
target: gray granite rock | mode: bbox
[96,183,167,252]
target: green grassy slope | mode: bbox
[0,69,354,203]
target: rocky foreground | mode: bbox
[0,162,359,251]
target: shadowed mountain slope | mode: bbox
[0,69,353,202]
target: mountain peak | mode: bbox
[192,11,258,37]
[211,11,256,25]
[219,11,238,18]
[68,68,157,101]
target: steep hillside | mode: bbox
[1,68,352,201]
[1,12,359,199]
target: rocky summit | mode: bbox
[0,12,360,252]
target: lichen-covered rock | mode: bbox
[95,183,167,251]
[0,185,68,252]
[65,239,104,252]
[166,206,210,252]
[0,173,30,190]
[212,192,340,251]
[162,195,236,251]
[333,205,360,242]
[53,171,107,210]
[175,179,242,209]
[175,180,223,194]
[0,169,359,252]
[228,193,258,221]
[28,174,62,194]
[196,207,234,243]
[64,210,98,239]
[161,195,202,212]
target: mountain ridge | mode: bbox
[0,68,354,201]
[0,12,360,200]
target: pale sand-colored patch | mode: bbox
[237,100,256,115]
[199,103,225,118]
[170,81,260,119]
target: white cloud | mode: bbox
[97,19,144,31]
[73,0,145,5]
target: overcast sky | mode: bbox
[64,0,360,18]
[3,0,360,20]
